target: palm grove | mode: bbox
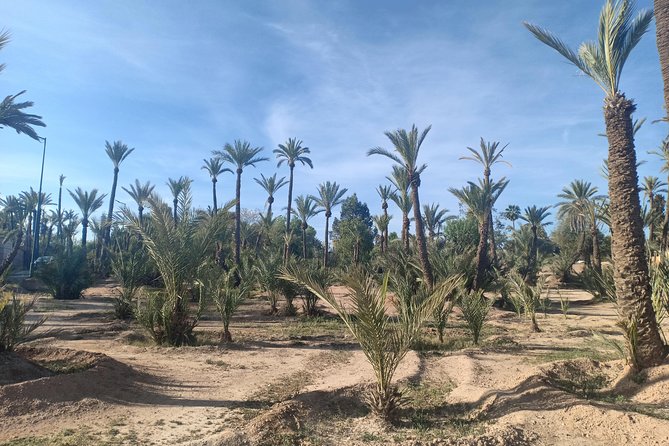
[3,0,669,419]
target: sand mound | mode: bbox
[0,346,102,385]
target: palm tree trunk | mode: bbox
[24,214,33,269]
[212,178,218,214]
[605,93,666,368]
[473,214,490,291]
[138,206,144,226]
[173,199,178,225]
[105,167,119,245]
[57,186,63,241]
[656,0,669,122]
[488,210,497,267]
[528,226,538,284]
[383,205,389,253]
[302,224,307,259]
[234,169,242,266]
[592,225,601,273]
[82,219,89,257]
[649,194,656,244]
[402,211,410,252]
[410,182,434,289]
[284,166,295,264]
[323,214,330,266]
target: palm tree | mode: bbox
[388,166,413,252]
[450,179,509,290]
[274,138,313,263]
[214,140,268,266]
[369,125,434,288]
[202,157,231,214]
[422,203,449,239]
[292,195,322,259]
[519,205,552,284]
[312,181,348,266]
[376,184,393,253]
[502,204,521,230]
[642,176,668,244]
[460,138,511,266]
[373,214,392,252]
[103,141,134,245]
[656,0,669,123]
[167,176,191,225]
[68,188,106,257]
[122,180,155,225]
[525,0,665,368]
[254,173,288,215]
[556,180,604,266]
[649,137,669,252]
[61,210,79,255]
[56,175,65,242]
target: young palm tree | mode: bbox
[450,179,508,290]
[104,141,134,245]
[292,195,322,259]
[369,125,434,288]
[502,204,521,230]
[312,181,348,266]
[202,157,232,214]
[274,138,313,263]
[376,184,393,253]
[642,176,668,244]
[167,176,191,225]
[656,0,669,123]
[422,203,449,239]
[68,187,106,257]
[214,140,268,266]
[460,138,511,266]
[254,173,288,215]
[525,0,666,368]
[122,179,155,225]
[519,205,552,284]
[388,166,414,252]
[56,175,65,242]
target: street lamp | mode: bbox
[29,136,46,277]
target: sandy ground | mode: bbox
[2,282,669,445]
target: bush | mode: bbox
[254,255,283,314]
[282,268,459,421]
[458,289,492,344]
[204,264,250,343]
[507,272,546,332]
[136,290,202,346]
[580,266,615,302]
[110,239,150,319]
[0,291,45,352]
[35,249,91,300]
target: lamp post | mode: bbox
[29,136,46,277]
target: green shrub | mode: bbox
[254,255,283,314]
[35,249,91,300]
[204,264,250,343]
[507,272,546,332]
[458,289,492,345]
[136,290,202,346]
[110,239,150,319]
[580,266,615,302]
[0,291,45,352]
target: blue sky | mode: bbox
[1,0,666,238]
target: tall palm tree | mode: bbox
[202,157,232,214]
[372,214,392,252]
[254,173,288,215]
[61,210,79,255]
[167,176,191,225]
[214,140,268,266]
[376,184,393,253]
[388,166,413,252]
[312,181,348,267]
[122,179,155,225]
[274,138,313,263]
[68,187,106,257]
[292,195,322,259]
[525,0,665,368]
[656,0,669,124]
[56,174,65,242]
[519,205,552,284]
[460,138,511,266]
[641,176,668,244]
[103,141,134,245]
[450,179,509,290]
[502,204,521,230]
[649,137,669,252]
[422,203,449,239]
[369,125,434,288]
